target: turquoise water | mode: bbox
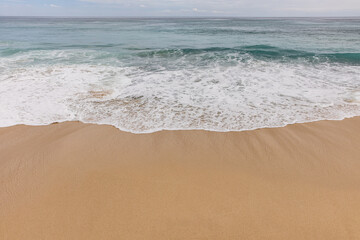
[1,17,360,132]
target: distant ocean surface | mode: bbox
[1,17,360,133]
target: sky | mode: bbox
[0,0,360,17]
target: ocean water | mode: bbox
[0,17,360,133]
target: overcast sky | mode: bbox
[1,0,360,17]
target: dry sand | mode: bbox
[1,118,360,239]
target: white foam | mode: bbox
[1,50,360,133]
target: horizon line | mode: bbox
[1,15,360,19]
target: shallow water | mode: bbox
[1,17,360,132]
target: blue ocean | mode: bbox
[0,17,360,132]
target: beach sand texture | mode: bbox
[1,118,360,239]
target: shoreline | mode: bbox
[1,114,359,134]
[1,117,360,239]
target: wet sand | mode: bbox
[1,118,360,239]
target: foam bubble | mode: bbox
[1,49,360,133]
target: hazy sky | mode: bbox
[1,0,360,17]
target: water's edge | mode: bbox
[3,115,358,135]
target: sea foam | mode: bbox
[1,49,360,133]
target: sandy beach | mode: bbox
[1,117,360,239]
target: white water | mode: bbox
[1,50,360,133]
